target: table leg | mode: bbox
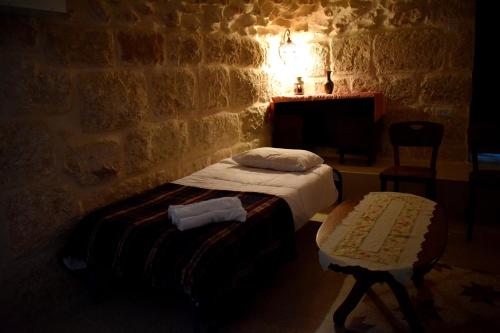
[333,278,373,327]
[386,277,424,333]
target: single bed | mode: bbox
[63,151,339,316]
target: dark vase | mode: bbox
[324,70,334,94]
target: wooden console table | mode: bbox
[270,93,385,165]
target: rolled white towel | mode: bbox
[168,197,244,224]
[173,207,247,231]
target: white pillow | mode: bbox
[233,147,324,172]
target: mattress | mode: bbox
[174,158,338,230]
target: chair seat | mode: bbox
[380,166,436,182]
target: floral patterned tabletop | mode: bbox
[318,192,436,284]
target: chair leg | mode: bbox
[394,180,399,192]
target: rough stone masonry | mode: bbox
[0,0,474,320]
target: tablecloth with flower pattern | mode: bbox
[318,192,436,284]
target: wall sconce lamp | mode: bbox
[278,29,296,66]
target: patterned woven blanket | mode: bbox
[64,183,295,306]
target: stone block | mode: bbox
[125,126,154,174]
[240,37,265,67]
[0,15,37,50]
[0,59,30,115]
[150,68,196,117]
[0,60,71,115]
[181,13,201,30]
[428,0,475,24]
[333,78,350,95]
[448,28,474,69]
[118,31,164,65]
[373,30,445,73]
[437,143,467,161]
[295,3,320,15]
[332,35,371,74]
[87,0,112,22]
[0,121,55,189]
[65,141,121,185]
[229,69,268,107]
[5,185,80,257]
[204,33,240,65]
[271,17,292,28]
[188,113,240,151]
[420,74,471,105]
[425,107,468,143]
[151,120,189,162]
[180,156,213,178]
[389,1,429,27]
[211,148,232,163]
[165,33,202,65]
[28,69,72,114]
[201,4,223,31]
[98,169,178,209]
[380,75,419,106]
[257,1,274,17]
[78,71,147,132]
[160,2,180,27]
[310,42,330,76]
[107,3,141,24]
[229,13,257,33]
[199,66,230,111]
[246,26,258,35]
[352,76,380,93]
[45,25,113,66]
[134,2,154,16]
[385,106,429,124]
[223,3,246,20]
[230,37,262,67]
[179,2,200,14]
[240,105,270,141]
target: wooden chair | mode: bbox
[380,121,444,200]
[467,124,500,241]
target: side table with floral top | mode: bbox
[316,192,447,333]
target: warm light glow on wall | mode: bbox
[260,32,317,96]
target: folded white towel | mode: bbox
[168,197,244,224]
[173,207,247,231]
[168,197,247,231]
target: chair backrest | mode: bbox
[389,121,444,169]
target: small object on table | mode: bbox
[294,76,304,95]
[324,70,334,94]
[316,192,447,333]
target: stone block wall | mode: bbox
[327,0,475,160]
[0,0,474,321]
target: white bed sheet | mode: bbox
[173,158,338,230]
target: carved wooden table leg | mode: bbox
[317,199,447,333]
[386,276,424,333]
[333,277,374,327]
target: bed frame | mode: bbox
[63,167,343,331]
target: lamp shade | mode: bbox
[278,29,296,66]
